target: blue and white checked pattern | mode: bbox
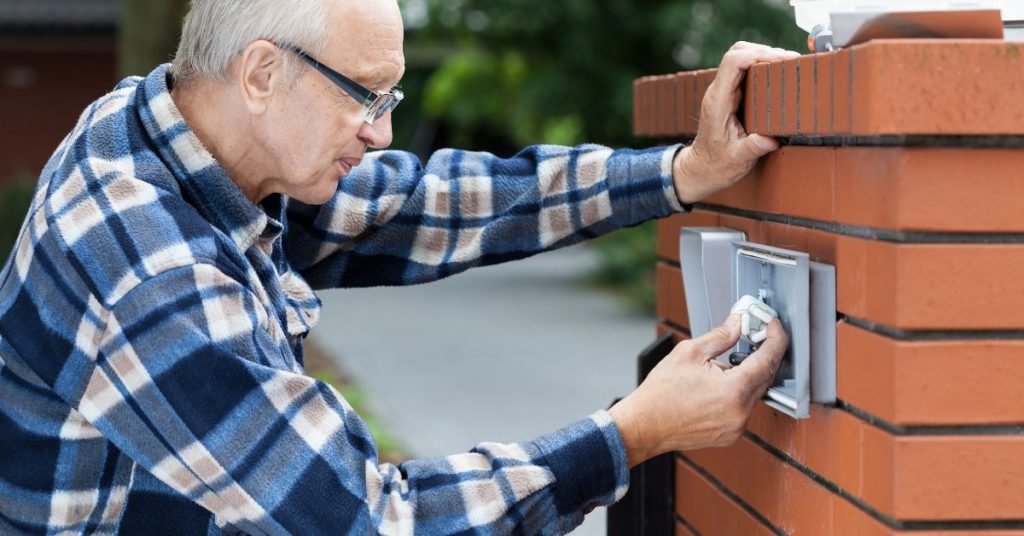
[0,64,684,534]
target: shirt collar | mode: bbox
[134,63,281,251]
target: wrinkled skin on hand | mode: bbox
[609,314,788,468]
[671,42,801,205]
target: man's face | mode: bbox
[260,0,406,205]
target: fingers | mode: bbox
[728,41,758,51]
[729,319,789,391]
[737,133,780,160]
[712,45,801,100]
[684,314,741,363]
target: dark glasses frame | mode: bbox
[278,43,403,125]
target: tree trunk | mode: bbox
[118,0,187,78]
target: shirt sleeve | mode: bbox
[283,144,686,289]
[72,263,630,535]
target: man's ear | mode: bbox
[236,40,284,115]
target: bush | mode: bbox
[587,222,659,314]
[0,180,36,261]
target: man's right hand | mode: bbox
[671,42,800,205]
[608,314,788,468]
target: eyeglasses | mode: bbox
[279,44,403,125]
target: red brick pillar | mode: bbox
[636,40,1024,535]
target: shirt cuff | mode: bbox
[605,144,690,225]
[529,410,631,533]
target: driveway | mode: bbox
[313,244,656,535]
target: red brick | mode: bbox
[664,74,678,136]
[653,76,663,135]
[753,62,769,134]
[671,73,679,136]
[718,213,767,243]
[661,40,1024,138]
[655,263,688,331]
[638,76,650,137]
[896,436,1024,520]
[675,521,697,536]
[667,74,680,136]
[684,439,834,534]
[744,62,757,133]
[650,76,660,135]
[658,210,1024,330]
[633,78,643,137]
[838,322,1024,425]
[815,51,834,136]
[661,322,1024,520]
[678,397,1024,521]
[703,146,836,221]
[655,212,720,261]
[798,54,816,135]
[675,460,776,536]
[685,71,698,136]
[836,239,1024,330]
[783,56,799,135]
[768,61,783,134]
[831,499,901,536]
[678,448,1024,536]
[635,77,649,136]
[677,145,1024,233]
[654,75,667,136]
[830,494,1024,536]
[689,71,702,136]
[835,147,1024,232]
[850,40,1024,135]
[832,48,852,135]
[698,69,716,128]
[745,405,900,519]
[645,76,657,137]
[676,73,692,136]
[690,70,706,136]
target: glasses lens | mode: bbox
[365,91,403,124]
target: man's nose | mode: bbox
[357,114,394,149]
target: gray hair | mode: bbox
[170,0,330,86]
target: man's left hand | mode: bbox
[672,42,801,205]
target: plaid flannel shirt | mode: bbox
[0,64,685,535]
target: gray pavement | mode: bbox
[313,244,656,535]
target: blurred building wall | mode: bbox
[0,37,116,182]
[0,0,118,183]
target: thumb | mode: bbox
[690,314,741,363]
[732,320,789,392]
[739,133,779,160]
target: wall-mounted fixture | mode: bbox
[680,228,836,419]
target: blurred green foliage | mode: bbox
[405,0,804,311]
[586,221,660,313]
[0,181,36,263]
[407,0,803,149]
[119,0,188,78]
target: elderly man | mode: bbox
[0,0,794,534]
